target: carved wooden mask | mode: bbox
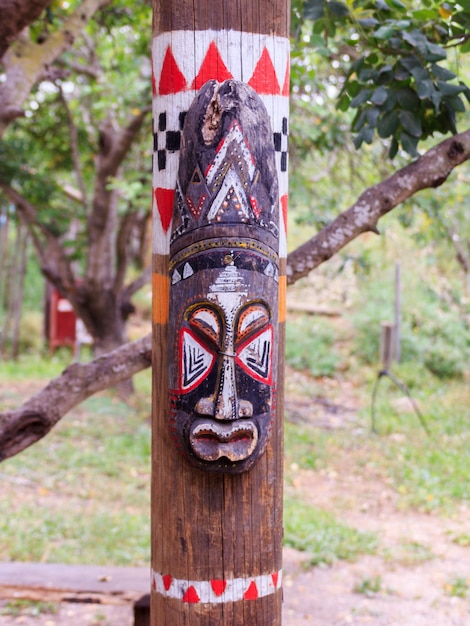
[168,80,279,473]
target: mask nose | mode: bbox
[194,353,254,420]
[214,353,237,421]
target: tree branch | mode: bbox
[0,0,53,59]
[286,129,470,284]
[0,182,77,293]
[0,335,152,462]
[2,129,470,461]
[0,0,111,138]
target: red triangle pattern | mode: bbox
[162,575,173,591]
[282,62,290,96]
[271,572,279,587]
[155,44,288,96]
[244,580,259,601]
[191,41,233,90]
[280,195,288,235]
[159,46,187,95]
[183,585,201,603]
[248,47,281,95]
[154,188,175,233]
[210,579,227,596]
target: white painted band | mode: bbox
[151,568,282,604]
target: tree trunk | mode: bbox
[151,1,289,624]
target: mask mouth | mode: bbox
[189,418,258,462]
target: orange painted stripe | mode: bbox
[153,273,169,324]
[278,275,287,323]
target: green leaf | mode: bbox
[389,136,399,159]
[425,42,447,62]
[304,0,325,20]
[373,25,395,39]
[431,90,442,111]
[336,93,350,111]
[402,30,427,53]
[377,109,399,138]
[400,56,422,72]
[437,81,466,96]
[446,95,466,113]
[352,109,367,131]
[358,18,379,27]
[397,87,420,110]
[359,67,378,81]
[366,106,380,127]
[377,65,394,84]
[385,0,406,9]
[417,79,435,100]
[409,64,429,82]
[394,65,410,81]
[371,86,388,105]
[350,89,372,107]
[412,9,436,19]
[400,110,422,137]
[431,65,457,81]
[327,1,349,17]
[401,131,419,157]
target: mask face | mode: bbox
[167,79,279,473]
[169,246,278,472]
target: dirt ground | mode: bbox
[2,504,469,626]
[1,377,469,625]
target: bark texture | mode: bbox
[0,0,53,58]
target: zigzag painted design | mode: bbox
[152,31,289,97]
[151,569,282,604]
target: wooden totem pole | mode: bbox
[151,1,289,623]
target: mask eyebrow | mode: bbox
[237,303,270,340]
[188,306,222,345]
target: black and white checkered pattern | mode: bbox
[273,116,288,173]
[154,113,288,174]
[153,111,187,171]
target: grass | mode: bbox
[353,575,382,597]
[283,498,378,566]
[1,599,58,617]
[444,576,469,598]
[383,540,435,567]
[0,391,150,566]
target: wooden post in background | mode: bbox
[151,1,289,624]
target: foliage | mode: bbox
[292,0,470,156]
[285,316,340,376]
[349,248,470,379]
[0,1,153,343]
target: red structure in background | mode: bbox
[45,286,76,355]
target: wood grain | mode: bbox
[151,0,289,622]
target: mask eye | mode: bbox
[188,306,222,347]
[235,304,272,384]
[237,303,270,342]
[179,306,221,393]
